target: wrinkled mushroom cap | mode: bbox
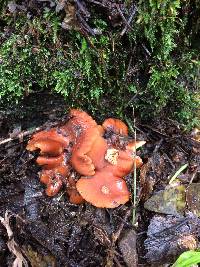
[27,128,70,148]
[76,171,130,208]
[87,135,108,170]
[27,138,64,156]
[36,154,65,169]
[70,127,103,176]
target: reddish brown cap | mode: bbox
[36,153,65,169]
[45,178,63,197]
[104,147,144,177]
[39,169,63,196]
[76,171,130,208]
[104,150,134,177]
[40,165,70,196]
[40,170,53,185]
[87,136,108,170]
[102,118,128,135]
[66,176,84,204]
[27,138,64,156]
[27,128,70,148]
[70,127,100,176]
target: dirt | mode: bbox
[0,92,199,267]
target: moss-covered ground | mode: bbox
[0,0,199,129]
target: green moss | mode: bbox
[137,0,181,60]
[132,0,200,128]
[0,2,199,129]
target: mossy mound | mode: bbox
[0,0,199,129]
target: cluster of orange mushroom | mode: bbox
[26,109,145,208]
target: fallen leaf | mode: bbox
[118,229,137,267]
[144,185,186,215]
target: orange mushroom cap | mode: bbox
[105,150,134,177]
[26,138,64,156]
[76,171,130,208]
[40,166,69,184]
[27,128,70,148]
[70,126,100,176]
[40,170,53,185]
[104,148,143,178]
[97,125,105,136]
[45,177,63,197]
[69,109,97,127]
[63,109,97,139]
[86,135,108,171]
[61,109,103,176]
[36,153,65,169]
[102,118,128,136]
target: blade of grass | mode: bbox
[125,113,137,225]
[132,124,137,225]
[169,163,188,184]
[172,250,200,267]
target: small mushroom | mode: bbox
[27,128,70,149]
[76,171,130,208]
[36,153,66,169]
[39,165,70,196]
[26,138,64,156]
[102,118,128,135]
[66,176,84,204]
[45,177,63,197]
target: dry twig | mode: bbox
[0,211,28,267]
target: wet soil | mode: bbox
[0,92,199,267]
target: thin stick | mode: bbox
[0,127,42,146]
[0,120,62,146]
[120,5,137,36]
[116,4,133,32]
[124,115,140,222]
